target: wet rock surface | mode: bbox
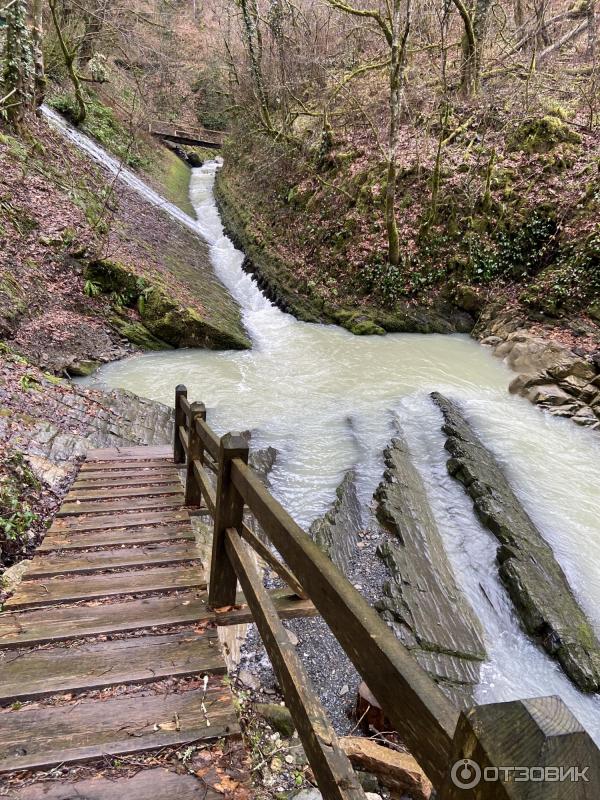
[432,391,600,692]
[477,309,600,432]
[309,470,362,572]
[373,433,486,708]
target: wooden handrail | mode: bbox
[173,385,600,797]
[230,456,458,784]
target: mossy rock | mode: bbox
[85,259,140,296]
[110,313,172,350]
[509,116,581,154]
[334,310,385,336]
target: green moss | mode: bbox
[334,310,385,336]
[145,147,195,218]
[86,258,249,350]
[509,115,581,154]
[110,313,172,350]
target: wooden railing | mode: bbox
[174,385,599,799]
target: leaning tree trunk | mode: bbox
[49,0,86,124]
[2,0,34,127]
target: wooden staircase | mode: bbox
[0,446,240,796]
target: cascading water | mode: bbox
[44,106,600,742]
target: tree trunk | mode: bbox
[2,0,33,127]
[386,0,411,267]
[588,0,597,61]
[49,0,87,124]
[31,0,46,107]
[240,0,272,131]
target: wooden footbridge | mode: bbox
[149,121,225,149]
[0,385,598,798]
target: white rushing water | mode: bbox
[45,106,600,741]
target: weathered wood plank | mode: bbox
[57,495,184,517]
[0,631,224,703]
[66,483,182,501]
[38,525,196,552]
[0,589,316,649]
[0,684,238,773]
[85,445,172,461]
[209,434,248,608]
[73,471,180,488]
[76,467,179,481]
[231,458,459,787]
[24,543,202,579]
[0,591,211,648]
[4,565,206,609]
[79,459,175,472]
[225,527,365,800]
[11,769,226,799]
[51,509,190,532]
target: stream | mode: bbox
[43,106,600,743]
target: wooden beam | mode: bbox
[225,527,366,800]
[438,696,600,799]
[208,434,248,608]
[240,521,306,599]
[193,459,216,515]
[196,416,220,461]
[185,402,206,507]
[231,458,459,787]
[174,384,187,464]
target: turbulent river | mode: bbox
[44,106,600,742]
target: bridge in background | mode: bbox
[149,120,226,149]
[0,384,597,798]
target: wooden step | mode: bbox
[73,472,181,489]
[50,509,190,532]
[0,631,224,704]
[38,525,196,552]
[66,483,182,501]
[9,768,228,799]
[0,590,317,649]
[24,542,202,579]
[79,459,175,472]
[85,445,172,461]
[0,682,238,773]
[0,591,211,648]
[57,495,184,517]
[4,565,206,609]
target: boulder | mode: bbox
[374,433,486,707]
[432,392,600,692]
[527,384,571,406]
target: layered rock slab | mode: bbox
[373,433,486,708]
[431,391,600,693]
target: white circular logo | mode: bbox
[451,758,482,789]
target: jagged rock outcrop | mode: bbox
[476,310,600,431]
[373,434,486,708]
[432,391,600,693]
[309,470,362,573]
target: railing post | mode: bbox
[173,384,187,464]
[208,432,249,608]
[185,401,206,506]
[438,696,599,799]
